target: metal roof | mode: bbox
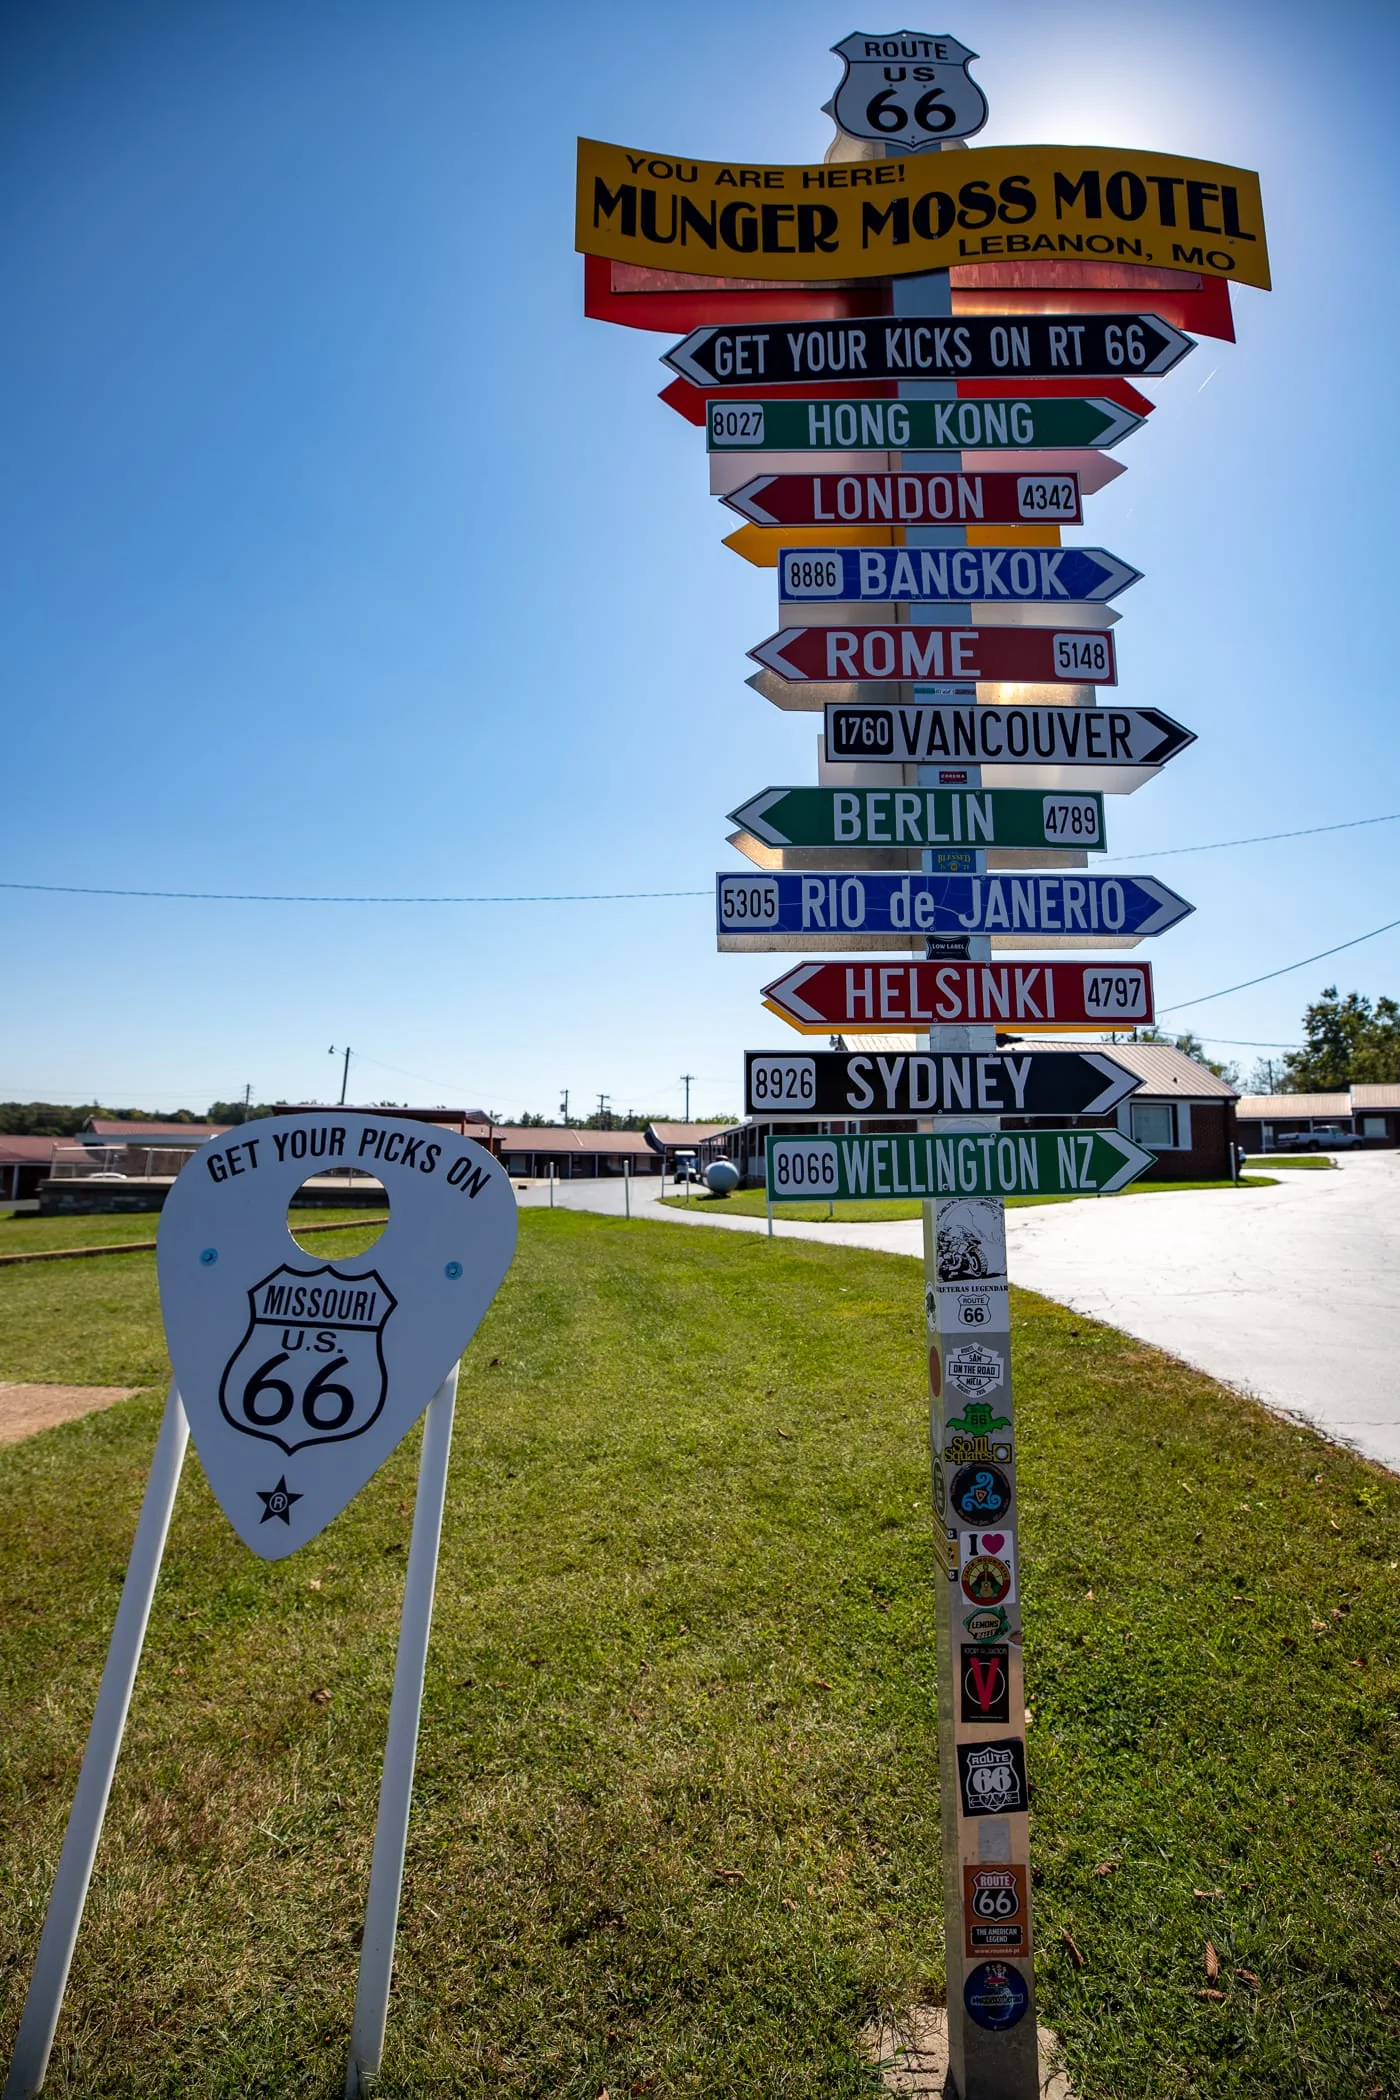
[647,1122,735,1149]
[1236,1093,1350,1117]
[86,1119,228,1142]
[493,1127,656,1154]
[1350,1085,1400,1109]
[0,1136,71,1163]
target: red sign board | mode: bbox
[750,624,1116,686]
[761,958,1154,1033]
[724,469,1082,529]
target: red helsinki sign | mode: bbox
[723,470,1082,529]
[761,958,1154,1033]
[750,624,1116,686]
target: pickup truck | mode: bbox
[1278,1125,1364,1152]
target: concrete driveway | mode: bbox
[516,1157,1400,1474]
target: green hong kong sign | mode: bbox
[729,785,1105,853]
[766,1128,1155,1202]
[706,393,1141,453]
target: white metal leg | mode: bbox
[344,1364,459,2096]
[4,1382,189,2099]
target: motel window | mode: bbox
[1130,1101,1190,1151]
[1362,1117,1386,1137]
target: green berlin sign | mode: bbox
[729,785,1106,853]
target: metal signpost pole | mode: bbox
[892,174,1040,2098]
[4,1385,190,2100]
[346,1364,460,2097]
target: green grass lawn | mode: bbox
[1241,1156,1336,1172]
[0,1213,1396,2099]
[0,1211,169,1254]
[663,1177,1276,1226]
[0,1212,387,1259]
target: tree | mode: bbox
[1282,987,1400,1091]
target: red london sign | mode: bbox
[723,469,1083,529]
[760,958,1154,1033]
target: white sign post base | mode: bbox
[345,1363,459,2097]
[3,1383,190,2100]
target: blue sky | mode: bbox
[2,0,1397,1116]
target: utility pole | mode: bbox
[680,1073,696,1120]
[596,1093,611,1129]
[243,1083,252,1117]
[329,1046,352,1106]
[560,1089,569,1125]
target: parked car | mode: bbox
[671,1151,702,1181]
[1279,1125,1364,1152]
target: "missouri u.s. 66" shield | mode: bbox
[826,31,988,150]
[217,1263,396,1456]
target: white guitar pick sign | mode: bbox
[157,1112,517,1560]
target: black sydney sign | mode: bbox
[664,313,1192,388]
[744,1048,1141,1120]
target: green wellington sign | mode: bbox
[707,393,1142,453]
[730,786,1106,853]
[766,1128,1155,1203]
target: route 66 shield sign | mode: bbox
[157,1112,517,1560]
[217,1263,396,1456]
[827,31,988,150]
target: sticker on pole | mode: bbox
[156,1113,517,1560]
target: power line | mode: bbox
[2,809,1398,907]
[0,879,708,904]
[1107,810,1400,861]
[1161,913,1400,1015]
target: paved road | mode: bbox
[517,1159,1400,1474]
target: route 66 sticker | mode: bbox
[157,1112,516,1559]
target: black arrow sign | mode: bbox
[664,313,1193,389]
[744,1048,1142,1120]
[824,702,1196,771]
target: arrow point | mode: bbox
[1140,711,1196,767]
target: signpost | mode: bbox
[576,30,1268,2100]
[707,393,1144,452]
[759,957,1155,1032]
[717,869,1191,946]
[724,469,1084,527]
[777,543,1139,603]
[744,1047,1141,1119]
[766,1127,1156,1202]
[824,699,1195,771]
[665,313,1194,388]
[727,785,1106,852]
[751,622,1117,685]
[3,1116,518,2099]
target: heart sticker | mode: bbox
[980,1532,1006,1555]
[157,1112,517,1560]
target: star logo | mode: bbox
[257,1476,303,1525]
